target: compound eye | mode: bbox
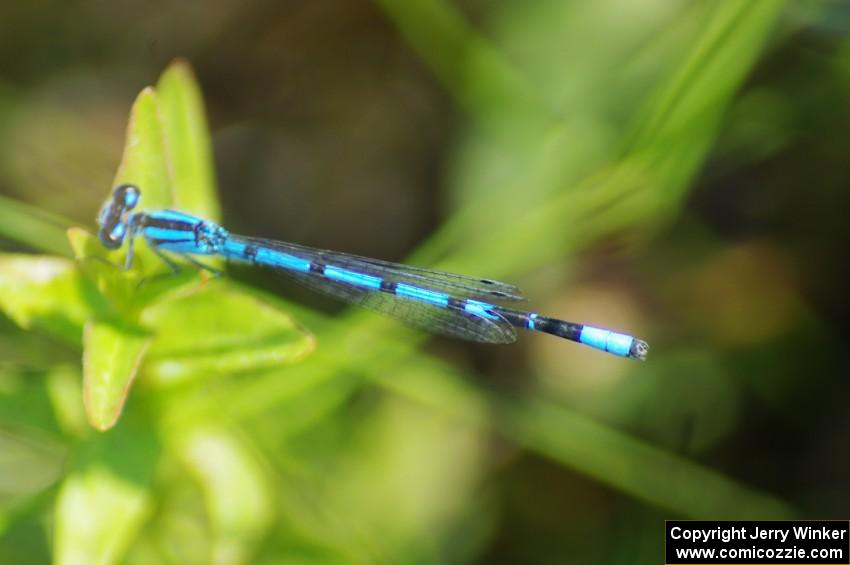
[110,222,126,241]
[124,187,140,210]
[114,184,140,210]
[97,220,127,249]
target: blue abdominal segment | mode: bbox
[254,247,312,273]
[578,326,635,357]
[395,283,449,307]
[325,266,383,289]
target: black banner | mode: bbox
[666,521,849,564]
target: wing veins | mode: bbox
[240,249,517,343]
[233,235,525,302]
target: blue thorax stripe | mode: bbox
[143,226,193,241]
[527,312,538,330]
[150,210,202,224]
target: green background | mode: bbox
[0,1,848,563]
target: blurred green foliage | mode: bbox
[1,1,848,563]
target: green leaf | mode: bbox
[55,469,151,564]
[68,227,204,315]
[67,227,138,310]
[141,283,314,388]
[0,364,75,436]
[175,427,274,564]
[157,59,221,222]
[54,418,159,565]
[45,365,88,437]
[74,62,273,431]
[83,320,152,431]
[0,254,99,344]
[81,59,222,296]
[69,225,178,435]
[0,425,66,512]
[104,87,173,280]
[113,87,173,209]
[290,396,487,563]
[0,194,72,256]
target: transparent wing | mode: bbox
[229,235,518,343]
[235,236,525,303]
[283,268,517,343]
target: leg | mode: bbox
[180,254,223,278]
[137,247,223,290]
[123,230,136,271]
[84,254,125,272]
[82,232,138,273]
[147,243,221,277]
[123,214,147,271]
[150,245,181,274]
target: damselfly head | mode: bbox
[97,184,140,249]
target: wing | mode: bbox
[228,236,518,343]
[282,268,517,343]
[234,236,526,303]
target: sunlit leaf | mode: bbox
[68,227,204,316]
[103,87,173,279]
[175,427,274,564]
[83,320,151,431]
[0,254,98,344]
[45,365,88,438]
[112,87,172,209]
[67,227,137,310]
[55,466,151,565]
[157,59,221,222]
[54,420,158,565]
[141,283,314,388]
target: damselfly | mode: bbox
[97,185,648,360]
